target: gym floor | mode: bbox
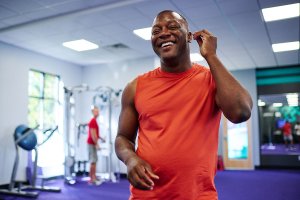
[0,170,299,200]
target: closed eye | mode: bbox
[169,25,179,30]
[152,28,161,35]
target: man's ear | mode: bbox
[188,32,192,43]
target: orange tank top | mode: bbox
[132,64,221,200]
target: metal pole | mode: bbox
[108,89,114,182]
[9,143,19,191]
[32,148,38,187]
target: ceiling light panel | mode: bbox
[262,3,300,22]
[133,27,152,40]
[62,39,99,52]
[272,41,300,52]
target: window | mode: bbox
[28,70,64,177]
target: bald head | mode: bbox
[154,10,189,30]
[91,106,99,118]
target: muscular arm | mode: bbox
[90,128,98,144]
[115,79,139,164]
[207,54,252,123]
[115,79,159,190]
[193,30,253,123]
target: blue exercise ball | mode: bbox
[14,125,37,151]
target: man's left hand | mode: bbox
[193,29,217,59]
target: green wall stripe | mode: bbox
[256,67,300,77]
[257,76,300,85]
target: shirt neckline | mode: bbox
[157,64,197,78]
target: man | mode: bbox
[115,10,252,199]
[295,121,300,143]
[282,120,294,149]
[87,106,104,185]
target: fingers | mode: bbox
[137,167,160,188]
[145,168,159,180]
[128,165,159,190]
[135,167,155,189]
[202,29,213,35]
[129,172,154,190]
[192,29,217,58]
[193,29,214,42]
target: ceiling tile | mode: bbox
[93,23,128,35]
[49,0,94,14]
[276,51,299,65]
[258,0,299,9]
[33,0,72,7]
[0,29,37,43]
[247,47,277,67]
[0,22,8,29]
[23,8,57,21]
[0,6,17,19]
[191,17,229,32]
[221,44,256,68]
[216,50,238,70]
[1,15,31,26]
[134,0,178,18]
[181,3,222,20]
[76,13,114,27]
[266,18,300,43]
[101,7,145,21]
[228,11,264,28]
[171,0,213,8]
[120,18,153,30]
[217,0,260,16]
[0,0,43,13]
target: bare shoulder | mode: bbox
[122,78,137,105]
[127,78,137,91]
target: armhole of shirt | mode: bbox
[209,70,216,92]
[207,69,219,111]
[90,118,96,128]
[134,76,141,108]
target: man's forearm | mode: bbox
[206,54,252,123]
[91,129,98,144]
[115,135,137,165]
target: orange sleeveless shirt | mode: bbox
[131,64,221,200]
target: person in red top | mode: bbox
[115,10,253,200]
[87,106,104,185]
[282,120,294,149]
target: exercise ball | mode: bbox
[14,125,37,151]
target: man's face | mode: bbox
[92,108,99,118]
[151,12,191,61]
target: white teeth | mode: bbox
[161,42,174,47]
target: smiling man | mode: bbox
[115,10,253,200]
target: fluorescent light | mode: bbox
[133,27,152,40]
[272,41,300,52]
[288,100,298,105]
[262,3,300,22]
[258,99,266,106]
[289,103,298,107]
[273,103,283,107]
[275,112,281,117]
[287,94,298,97]
[286,93,298,99]
[62,39,98,51]
[287,97,298,101]
[190,53,204,62]
[287,93,298,106]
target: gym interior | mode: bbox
[0,0,299,200]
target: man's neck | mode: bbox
[160,58,192,73]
